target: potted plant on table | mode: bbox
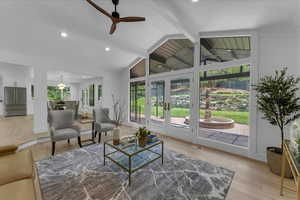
[254,68,300,177]
[136,127,151,147]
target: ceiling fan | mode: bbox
[86,0,146,34]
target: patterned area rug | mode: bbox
[36,144,234,200]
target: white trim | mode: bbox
[129,77,146,83]
[199,29,256,38]
[147,34,188,54]
[128,57,146,70]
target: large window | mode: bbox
[130,59,146,79]
[127,34,254,153]
[150,39,194,74]
[200,36,250,65]
[199,65,250,147]
[47,86,70,101]
[130,81,146,124]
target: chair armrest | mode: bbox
[71,124,81,133]
[108,119,117,125]
[0,145,18,156]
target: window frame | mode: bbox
[195,30,258,157]
[126,31,259,160]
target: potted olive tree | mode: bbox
[254,68,300,177]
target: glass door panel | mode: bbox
[130,81,146,125]
[170,78,191,128]
[150,80,165,125]
[199,65,250,148]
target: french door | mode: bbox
[148,73,194,140]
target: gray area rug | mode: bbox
[36,144,234,200]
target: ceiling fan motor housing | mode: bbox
[112,0,119,6]
[112,11,120,18]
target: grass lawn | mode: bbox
[200,110,249,125]
[135,97,249,125]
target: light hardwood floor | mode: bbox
[0,116,296,199]
[0,115,92,146]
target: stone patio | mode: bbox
[131,115,249,148]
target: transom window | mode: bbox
[200,36,251,65]
[150,39,194,74]
[130,59,146,79]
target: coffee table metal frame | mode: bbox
[103,140,164,185]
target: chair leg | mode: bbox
[105,132,107,136]
[52,142,56,156]
[78,137,82,148]
[67,139,70,144]
[92,131,96,143]
[94,131,97,140]
[98,132,102,143]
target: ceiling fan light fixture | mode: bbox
[57,75,66,90]
[192,0,199,2]
[58,83,66,90]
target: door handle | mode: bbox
[163,102,167,111]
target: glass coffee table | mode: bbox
[103,138,164,185]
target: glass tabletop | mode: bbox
[105,138,162,156]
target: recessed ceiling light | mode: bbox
[105,47,110,52]
[60,32,68,38]
[192,0,199,2]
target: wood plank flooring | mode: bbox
[0,116,296,199]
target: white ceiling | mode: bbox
[0,0,298,74]
[47,71,97,84]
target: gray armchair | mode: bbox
[93,107,116,143]
[48,110,82,155]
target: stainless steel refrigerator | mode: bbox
[4,87,27,117]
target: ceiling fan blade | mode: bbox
[119,17,146,22]
[110,23,117,34]
[86,0,112,19]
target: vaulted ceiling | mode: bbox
[0,0,298,74]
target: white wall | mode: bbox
[255,28,300,160]
[0,62,34,116]
[70,83,80,101]
[119,68,130,123]
[33,67,48,134]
